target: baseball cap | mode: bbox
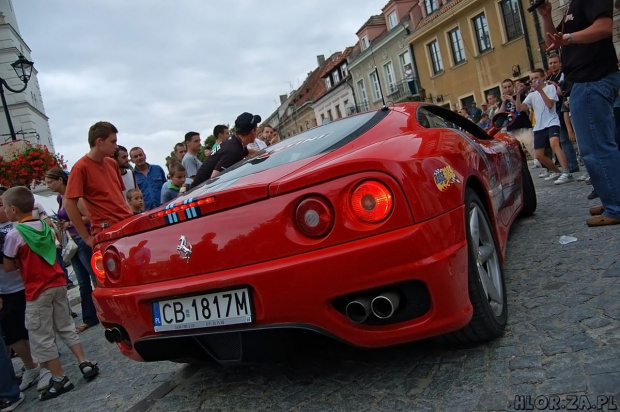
[235,112,262,134]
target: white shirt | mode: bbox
[0,221,24,294]
[247,139,267,151]
[522,84,559,132]
[121,168,137,197]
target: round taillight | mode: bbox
[350,180,393,222]
[91,250,105,284]
[295,196,334,238]
[103,247,122,281]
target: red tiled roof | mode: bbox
[356,14,386,35]
[319,46,355,79]
[416,0,467,30]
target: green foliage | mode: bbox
[198,134,215,162]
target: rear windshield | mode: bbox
[191,109,388,192]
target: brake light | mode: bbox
[91,250,105,284]
[149,197,215,219]
[350,180,393,223]
[295,196,334,238]
[104,247,122,281]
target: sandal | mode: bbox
[79,361,99,381]
[76,323,93,333]
[39,376,74,401]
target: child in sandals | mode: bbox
[2,187,99,401]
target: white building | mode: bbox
[0,0,54,152]
[314,48,357,125]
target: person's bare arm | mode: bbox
[564,111,576,142]
[77,198,90,225]
[65,197,93,246]
[3,257,18,272]
[537,85,555,109]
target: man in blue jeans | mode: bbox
[538,0,620,226]
[0,324,25,411]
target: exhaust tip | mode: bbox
[345,298,371,323]
[371,292,401,319]
[104,328,115,343]
[111,327,123,343]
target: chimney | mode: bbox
[279,94,288,104]
[317,54,325,66]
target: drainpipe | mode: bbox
[517,0,536,72]
[345,75,358,112]
[530,10,548,70]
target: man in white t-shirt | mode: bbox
[516,68,573,185]
[113,145,137,198]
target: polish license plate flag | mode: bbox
[152,288,252,332]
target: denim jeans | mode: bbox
[570,70,620,218]
[0,326,20,403]
[56,247,73,286]
[71,235,99,326]
[559,125,579,172]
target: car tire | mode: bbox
[444,188,508,343]
[519,154,537,217]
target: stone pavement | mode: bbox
[11,165,620,411]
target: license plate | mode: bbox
[152,288,252,332]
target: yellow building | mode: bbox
[407,0,544,110]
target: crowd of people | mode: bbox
[451,0,620,228]
[0,111,275,409]
[0,0,618,409]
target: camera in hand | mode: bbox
[527,0,546,12]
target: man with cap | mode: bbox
[190,112,260,188]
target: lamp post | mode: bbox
[0,54,35,141]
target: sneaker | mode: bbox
[530,159,542,169]
[37,369,52,392]
[0,392,25,412]
[576,173,589,181]
[538,170,550,178]
[554,173,574,185]
[18,365,40,391]
[544,172,561,181]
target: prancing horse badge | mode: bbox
[177,236,192,262]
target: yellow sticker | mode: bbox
[433,165,459,191]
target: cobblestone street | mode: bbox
[13,167,620,411]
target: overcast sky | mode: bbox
[12,0,388,168]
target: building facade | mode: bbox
[407,0,544,110]
[313,47,357,125]
[0,0,55,152]
[347,0,420,112]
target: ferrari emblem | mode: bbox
[177,236,192,262]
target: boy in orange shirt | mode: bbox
[2,186,99,401]
[65,121,133,247]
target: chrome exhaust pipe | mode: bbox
[345,297,372,323]
[111,327,123,343]
[371,291,400,319]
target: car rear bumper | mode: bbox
[93,206,471,362]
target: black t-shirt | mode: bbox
[191,136,248,188]
[558,0,618,83]
[505,91,533,131]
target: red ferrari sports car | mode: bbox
[91,103,536,363]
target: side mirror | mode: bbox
[488,112,514,137]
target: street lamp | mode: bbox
[0,54,34,141]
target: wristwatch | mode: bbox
[563,33,572,45]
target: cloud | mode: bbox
[13,0,388,168]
